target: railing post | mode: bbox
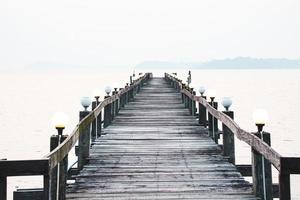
[125,84,129,104]
[119,88,124,108]
[187,89,192,111]
[78,111,91,171]
[222,111,235,164]
[208,101,218,143]
[279,170,291,200]
[191,91,196,116]
[114,88,119,115]
[91,101,97,142]
[181,84,186,104]
[198,96,207,127]
[111,94,115,121]
[104,96,112,128]
[43,174,50,200]
[252,132,273,200]
[129,86,134,101]
[0,176,7,200]
[50,134,68,200]
[97,104,102,138]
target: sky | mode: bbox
[0,0,300,69]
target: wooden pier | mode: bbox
[0,72,300,200]
[66,78,255,199]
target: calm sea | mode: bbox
[0,69,299,199]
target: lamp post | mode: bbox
[104,86,112,127]
[252,109,272,200]
[50,112,69,200]
[253,109,269,132]
[51,112,69,135]
[93,89,102,138]
[93,89,101,104]
[221,97,235,164]
[207,89,217,143]
[198,86,207,126]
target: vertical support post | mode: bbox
[43,174,50,200]
[50,135,68,200]
[104,96,112,128]
[191,91,196,116]
[208,102,213,138]
[97,108,102,138]
[213,102,218,143]
[208,101,218,143]
[279,171,290,200]
[252,132,273,200]
[125,84,129,104]
[181,84,186,104]
[114,88,119,115]
[59,142,68,200]
[91,101,97,142]
[0,176,7,200]
[119,88,124,108]
[111,94,115,121]
[129,87,134,102]
[78,111,91,171]
[222,111,235,164]
[198,96,207,127]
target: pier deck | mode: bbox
[66,78,257,199]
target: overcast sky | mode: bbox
[0,0,300,69]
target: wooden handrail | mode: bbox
[184,89,282,170]
[44,73,151,170]
[0,72,151,200]
[165,72,300,199]
[165,72,300,173]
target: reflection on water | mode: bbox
[0,69,300,199]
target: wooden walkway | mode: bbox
[66,78,257,200]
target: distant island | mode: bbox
[136,57,300,69]
[21,57,300,71]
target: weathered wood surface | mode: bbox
[66,78,257,200]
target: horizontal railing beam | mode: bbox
[44,73,152,170]
[280,157,300,174]
[181,88,282,170]
[0,159,49,176]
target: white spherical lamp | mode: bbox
[221,97,232,111]
[80,97,91,111]
[198,86,206,96]
[252,109,269,132]
[51,112,69,135]
[105,86,112,96]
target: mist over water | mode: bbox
[0,69,300,199]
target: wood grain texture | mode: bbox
[66,78,257,200]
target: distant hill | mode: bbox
[136,57,300,69]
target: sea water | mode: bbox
[0,69,299,199]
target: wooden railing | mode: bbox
[165,72,300,200]
[0,73,152,200]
